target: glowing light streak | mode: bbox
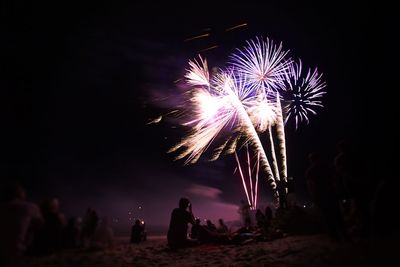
[225,23,248,32]
[184,33,210,42]
[198,45,218,53]
[235,151,251,206]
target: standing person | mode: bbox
[255,209,265,229]
[167,197,197,249]
[92,217,114,249]
[238,200,251,228]
[306,151,347,241]
[264,206,273,232]
[33,197,66,255]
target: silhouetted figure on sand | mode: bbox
[205,219,217,232]
[167,197,197,249]
[255,209,265,229]
[190,218,201,240]
[92,217,114,249]
[334,139,373,237]
[63,217,81,248]
[130,219,146,244]
[32,197,66,255]
[277,180,288,209]
[217,218,229,234]
[0,183,43,266]
[238,200,251,227]
[80,208,99,248]
[306,151,348,241]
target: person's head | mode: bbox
[42,197,60,213]
[135,219,141,226]
[206,219,213,226]
[195,218,201,224]
[308,151,321,163]
[179,197,190,209]
[3,183,26,201]
[218,218,224,225]
[100,216,109,227]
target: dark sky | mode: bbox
[2,1,392,233]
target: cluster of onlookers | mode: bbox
[0,183,115,266]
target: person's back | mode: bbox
[167,197,195,248]
[305,152,335,204]
[306,152,347,240]
[35,198,66,254]
[0,184,43,265]
[130,219,145,243]
[63,217,81,248]
[255,209,265,228]
[217,219,229,234]
[92,217,114,248]
[206,220,217,232]
[238,200,251,227]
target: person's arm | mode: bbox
[188,203,195,224]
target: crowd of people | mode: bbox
[1,137,396,265]
[166,197,278,249]
[0,184,115,266]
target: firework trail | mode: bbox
[163,37,326,206]
[234,147,260,210]
[169,56,278,189]
[216,73,277,190]
[275,93,287,182]
[229,37,293,199]
[234,151,251,207]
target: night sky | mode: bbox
[2,1,393,233]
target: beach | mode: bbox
[18,234,395,267]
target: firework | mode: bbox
[234,147,260,210]
[230,36,292,92]
[169,58,278,189]
[163,36,326,206]
[281,59,327,129]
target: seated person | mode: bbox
[167,197,197,249]
[130,219,146,243]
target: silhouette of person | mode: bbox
[63,217,81,248]
[80,208,99,248]
[0,183,43,265]
[92,216,114,248]
[238,200,251,228]
[167,197,197,249]
[277,180,288,209]
[190,218,201,240]
[130,219,146,244]
[255,209,265,228]
[217,218,229,234]
[205,219,217,232]
[33,197,66,255]
[306,151,347,241]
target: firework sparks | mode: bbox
[225,23,248,32]
[184,33,210,42]
[230,36,292,92]
[281,59,327,129]
[234,147,260,210]
[169,58,277,189]
[162,37,327,206]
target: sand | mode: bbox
[17,234,395,267]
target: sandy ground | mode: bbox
[18,234,396,267]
